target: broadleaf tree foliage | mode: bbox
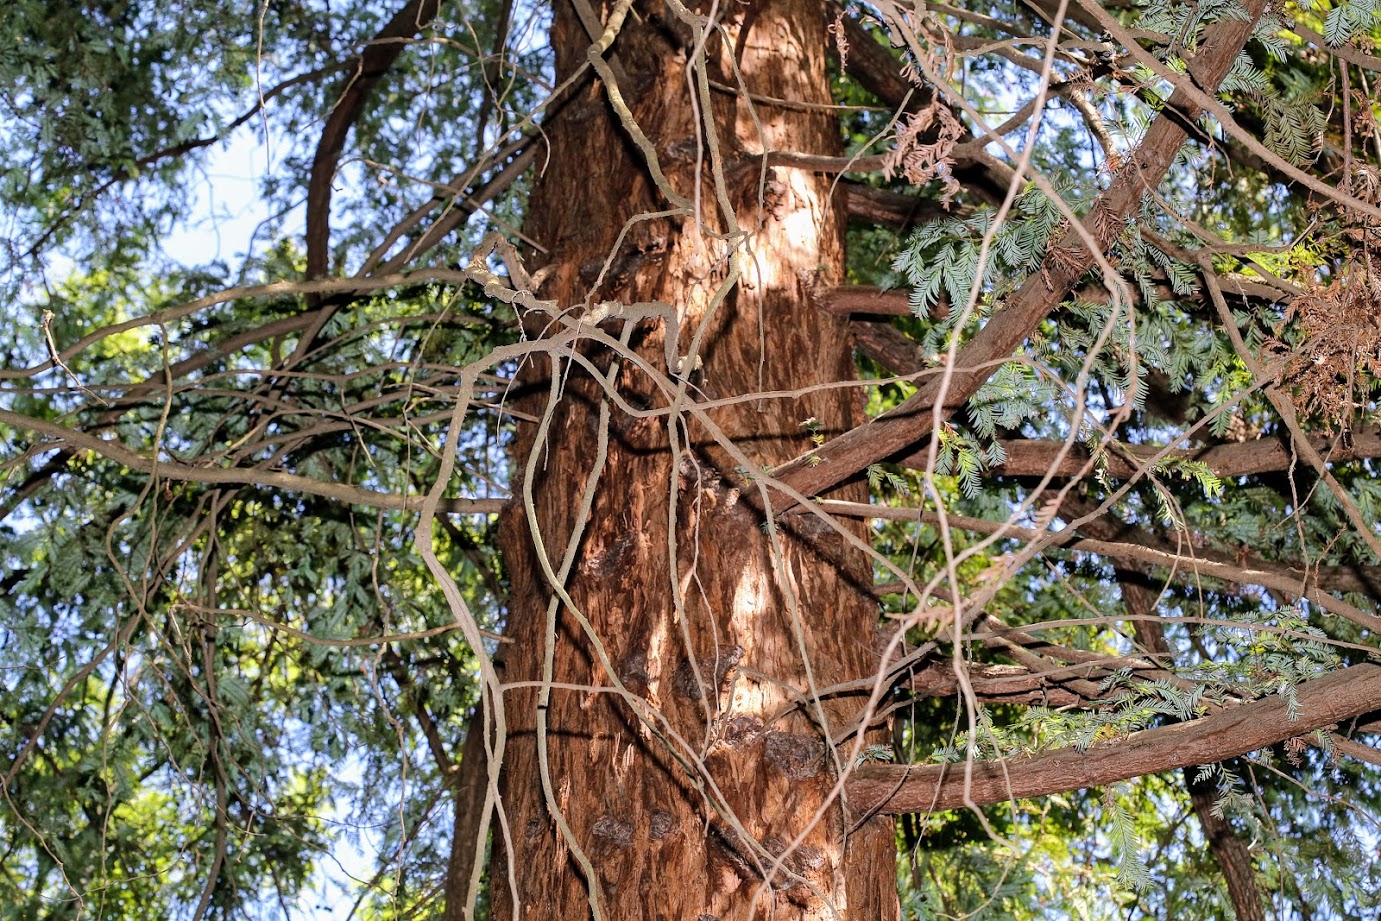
[2,0,1381,918]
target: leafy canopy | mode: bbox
[3,0,1381,918]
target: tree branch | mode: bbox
[852,319,927,376]
[823,499,1381,633]
[841,184,952,227]
[773,0,1270,504]
[1289,21,1381,74]
[904,659,1136,707]
[305,0,443,280]
[985,429,1381,481]
[1059,495,1381,623]
[847,662,1381,815]
[0,409,503,516]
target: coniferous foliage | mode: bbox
[2,1,1381,918]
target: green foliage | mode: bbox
[1103,785,1152,890]
[0,1,529,914]
[6,0,1381,918]
[1319,0,1381,45]
[891,184,1066,349]
[867,463,915,497]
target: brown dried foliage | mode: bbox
[883,98,965,201]
[1269,168,1381,432]
[1273,252,1381,433]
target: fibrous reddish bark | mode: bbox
[487,2,898,919]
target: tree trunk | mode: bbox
[1122,575,1267,921]
[485,1,899,919]
[445,708,491,921]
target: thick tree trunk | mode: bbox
[485,1,898,919]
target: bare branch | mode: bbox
[0,409,504,516]
[822,499,1381,633]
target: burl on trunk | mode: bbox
[490,2,898,918]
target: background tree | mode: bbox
[2,1,1381,919]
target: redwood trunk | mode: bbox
[487,1,898,919]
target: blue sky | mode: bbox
[160,130,280,270]
[157,135,383,919]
